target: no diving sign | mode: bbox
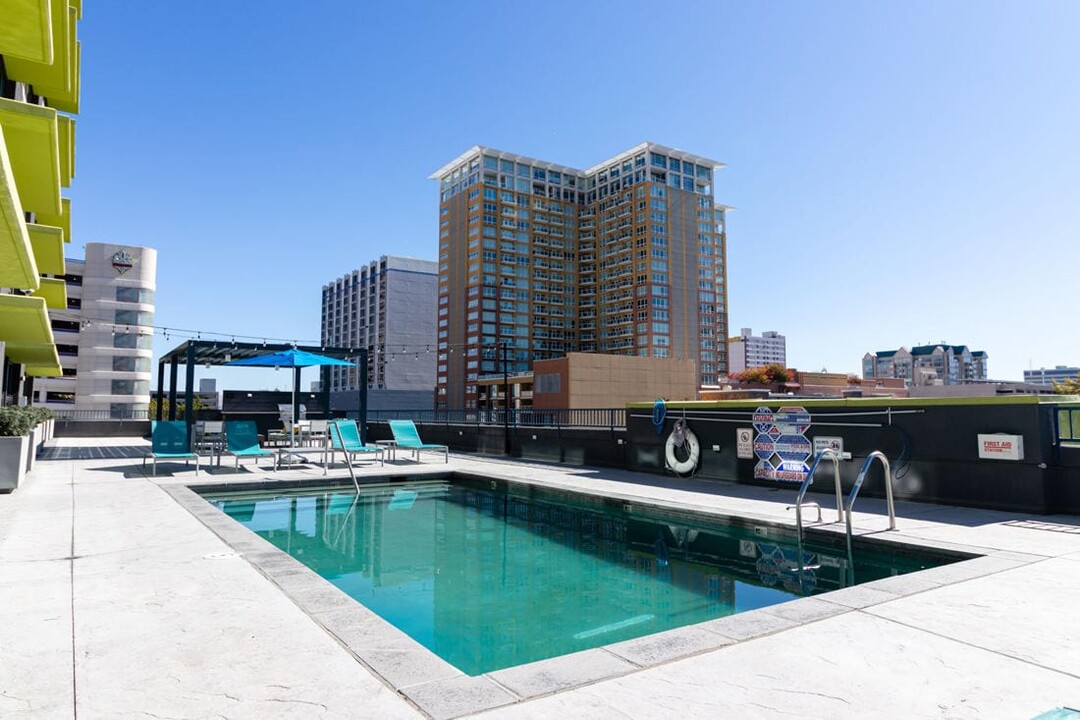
[736,428,754,459]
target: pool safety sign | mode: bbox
[813,436,844,457]
[977,434,1024,461]
[736,428,754,459]
[752,406,812,482]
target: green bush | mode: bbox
[0,406,52,436]
[0,407,34,437]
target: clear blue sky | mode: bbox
[71,1,1079,390]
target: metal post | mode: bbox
[183,344,196,440]
[168,355,179,420]
[502,341,510,456]
[319,365,331,420]
[155,360,165,421]
[292,366,301,427]
[358,350,368,443]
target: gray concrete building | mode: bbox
[321,256,437,406]
[34,243,157,417]
[1023,366,1079,387]
[727,328,786,374]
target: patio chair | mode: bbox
[307,419,329,446]
[388,420,448,463]
[222,421,276,471]
[329,420,384,466]
[194,420,224,456]
[142,420,200,476]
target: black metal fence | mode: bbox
[367,408,626,431]
[50,406,626,431]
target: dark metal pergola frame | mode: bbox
[156,340,368,439]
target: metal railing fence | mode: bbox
[366,408,626,431]
[51,409,151,421]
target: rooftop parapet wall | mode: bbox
[627,395,1080,514]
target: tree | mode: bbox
[735,364,790,384]
[149,395,205,418]
[1053,372,1080,395]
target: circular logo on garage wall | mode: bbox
[111,250,135,275]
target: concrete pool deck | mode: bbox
[1,437,1078,719]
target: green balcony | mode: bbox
[27,222,64,275]
[31,275,66,309]
[4,0,79,112]
[0,0,53,64]
[0,294,59,375]
[0,97,63,217]
[0,125,38,290]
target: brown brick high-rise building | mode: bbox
[431,143,729,410]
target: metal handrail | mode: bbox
[329,422,359,494]
[844,450,897,569]
[846,450,896,531]
[792,448,844,546]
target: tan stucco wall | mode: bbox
[562,353,697,408]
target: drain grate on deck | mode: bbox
[1003,519,1080,535]
[39,445,149,460]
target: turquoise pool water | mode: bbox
[209,478,954,675]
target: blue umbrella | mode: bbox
[227,348,355,426]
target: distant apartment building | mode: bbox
[727,328,785,374]
[863,344,988,386]
[1024,366,1079,387]
[432,143,730,409]
[320,256,438,393]
[34,243,158,417]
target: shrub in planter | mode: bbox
[0,408,33,492]
[0,407,34,437]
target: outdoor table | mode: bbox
[375,440,397,462]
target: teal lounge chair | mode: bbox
[329,420,384,466]
[223,421,275,471]
[143,420,200,476]
[388,420,448,463]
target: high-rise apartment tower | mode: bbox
[431,143,729,409]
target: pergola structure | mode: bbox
[156,340,368,438]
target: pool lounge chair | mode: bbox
[329,420,385,467]
[388,420,448,463]
[143,420,200,476]
[222,420,276,470]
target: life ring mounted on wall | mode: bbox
[665,418,700,477]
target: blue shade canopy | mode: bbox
[225,348,355,368]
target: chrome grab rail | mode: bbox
[792,449,844,546]
[844,450,897,569]
[330,422,360,493]
[846,450,896,532]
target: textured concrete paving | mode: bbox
[3,437,1080,719]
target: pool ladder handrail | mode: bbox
[845,450,896,535]
[329,422,360,494]
[791,448,844,546]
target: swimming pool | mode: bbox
[207,476,957,675]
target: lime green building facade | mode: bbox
[0,0,82,397]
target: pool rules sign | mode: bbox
[752,406,812,482]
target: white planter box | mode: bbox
[0,435,30,492]
[26,424,44,473]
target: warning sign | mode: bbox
[736,428,754,459]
